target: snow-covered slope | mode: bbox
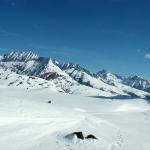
[0,87,150,150]
[0,68,61,91]
[1,52,72,81]
[60,63,150,99]
[0,67,120,97]
[96,70,123,85]
[96,70,150,94]
[123,75,150,93]
[0,51,150,99]
[0,52,80,93]
[0,51,150,150]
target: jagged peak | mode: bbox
[60,62,93,76]
[2,51,39,62]
[125,75,150,84]
[96,69,118,79]
[127,75,144,80]
[60,62,79,69]
[96,69,124,85]
[97,69,123,78]
[97,69,112,75]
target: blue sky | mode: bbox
[0,0,150,79]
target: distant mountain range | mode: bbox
[0,51,150,99]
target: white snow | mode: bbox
[0,86,150,150]
[62,65,150,98]
[1,51,150,98]
[0,67,127,97]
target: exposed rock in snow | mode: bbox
[65,132,98,141]
[72,132,84,140]
[85,134,98,140]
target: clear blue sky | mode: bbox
[0,0,150,79]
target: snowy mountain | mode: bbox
[0,52,78,92]
[0,56,119,96]
[96,70,150,93]
[0,51,150,99]
[96,69,123,85]
[60,63,150,98]
[123,75,150,93]
[60,63,126,94]
[0,67,62,91]
[60,63,97,86]
[1,67,120,96]
[3,51,39,62]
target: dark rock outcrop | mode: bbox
[85,134,98,140]
[73,132,84,140]
[65,132,98,141]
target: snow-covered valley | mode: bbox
[0,51,150,150]
[0,0,150,147]
[0,86,150,150]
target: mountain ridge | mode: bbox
[0,51,150,99]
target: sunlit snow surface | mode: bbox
[0,86,150,150]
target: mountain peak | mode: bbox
[128,75,144,80]
[97,69,112,75]
[61,63,80,69]
[0,51,150,95]
[60,62,93,76]
[2,51,39,62]
[96,69,124,85]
